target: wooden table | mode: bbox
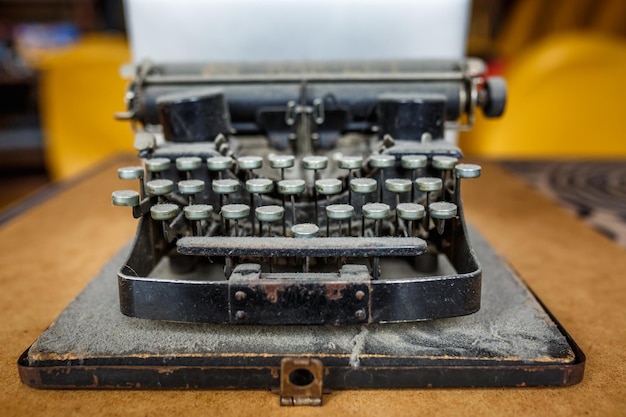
[1,158,624,416]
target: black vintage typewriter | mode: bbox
[112,59,506,325]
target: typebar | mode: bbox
[177,236,426,258]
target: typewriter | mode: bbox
[112,59,506,325]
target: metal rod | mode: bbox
[142,72,467,85]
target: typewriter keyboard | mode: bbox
[113,141,481,280]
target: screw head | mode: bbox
[235,310,246,320]
[355,309,366,320]
[234,291,247,302]
[355,290,365,301]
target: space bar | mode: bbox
[177,236,426,257]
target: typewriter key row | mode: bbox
[114,155,481,240]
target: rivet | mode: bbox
[355,290,365,301]
[235,310,246,320]
[355,309,366,320]
[234,291,247,302]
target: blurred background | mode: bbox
[1,0,626,243]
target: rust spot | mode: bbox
[325,283,348,300]
[262,283,283,303]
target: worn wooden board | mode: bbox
[1,158,624,416]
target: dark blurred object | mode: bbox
[157,89,233,142]
[0,40,43,173]
[1,0,95,33]
[468,0,626,59]
[504,160,626,248]
[0,0,126,211]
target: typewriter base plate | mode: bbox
[19,226,584,391]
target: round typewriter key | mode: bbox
[315,178,342,195]
[150,203,179,220]
[184,204,213,220]
[362,202,390,279]
[117,166,144,180]
[151,203,180,240]
[278,179,306,227]
[369,154,395,200]
[292,223,319,239]
[338,155,363,170]
[386,178,412,233]
[221,203,250,237]
[112,190,140,207]
[326,204,354,220]
[268,154,295,169]
[178,179,205,205]
[369,154,395,168]
[339,156,363,204]
[255,205,284,236]
[269,154,295,180]
[206,156,233,172]
[184,204,213,236]
[416,177,442,192]
[401,155,427,170]
[221,203,250,220]
[455,163,482,179]
[350,177,377,194]
[415,177,442,231]
[401,155,427,201]
[429,201,457,235]
[326,203,354,237]
[433,156,458,196]
[237,155,263,170]
[178,179,205,194]
[146,179,174,196]
[212,179,238,194]
[246,178,273,194]
[212,179,239,214]
[317,178,343,233]
[350,177,377,236]
[362,202,390,221]
[176,156,202,171]
[397,203,425,220]
[255,205,284,222]
[303,156,329,222]
[385,178,412,193]
[397,202,424,236]
[292,223,319,271]
[246,178,273,235]
[429,201,457,219]
[145,158,171,174]
[432,155,458,170]
[453,163,482,203]
[278,179,306,195]
[302,155,328,170]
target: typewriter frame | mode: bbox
[115,59,498,325]
[119,179,480,325]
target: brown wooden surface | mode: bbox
[1,157,624,416]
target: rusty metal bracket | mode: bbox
[228,263,371,325]
[280,357,324,406]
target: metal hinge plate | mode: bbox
[279,357,324,406]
